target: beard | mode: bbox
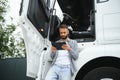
[61,35,68,40]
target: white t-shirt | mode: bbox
[55,50,70,65]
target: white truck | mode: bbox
[20,0,120,80]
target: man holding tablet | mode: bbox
[45,24,79,80]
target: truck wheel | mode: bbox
[82,67,120,80]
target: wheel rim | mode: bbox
[100,78,113,80]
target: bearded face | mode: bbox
[59,28,69,40]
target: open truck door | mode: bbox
[20,0,57,79]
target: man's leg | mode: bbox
[45,66,58,80]
[60,66,71,80]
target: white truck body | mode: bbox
[20,0,120,80]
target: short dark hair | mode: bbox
[59,24,68,29]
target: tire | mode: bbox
[82,67,120,80]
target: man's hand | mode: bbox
[62,44,71,51]
[51,46,57,53]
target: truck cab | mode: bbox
[20,0,120,80]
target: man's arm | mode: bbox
[69,40,79,60]
[62,40,79,60]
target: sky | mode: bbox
[6,0,21,24]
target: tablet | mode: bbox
[52,42,66,50]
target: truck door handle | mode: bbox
[97,0,109,3]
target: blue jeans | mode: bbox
[45,64,71,80]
